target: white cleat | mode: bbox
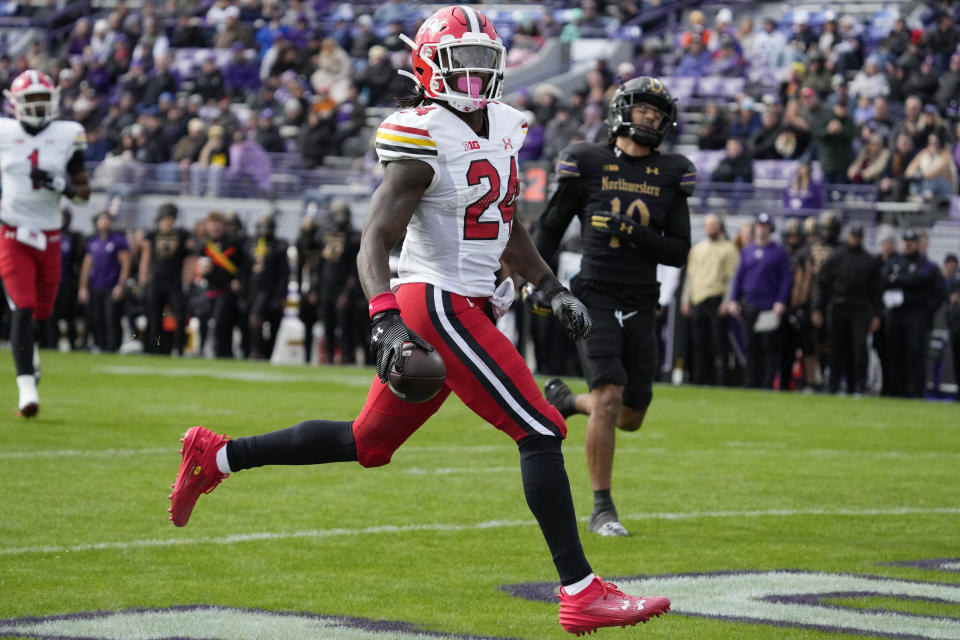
[16,374,39,418]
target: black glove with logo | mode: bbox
[590,212,642,241]
[521,282,552,316]
[370,309,434,383]
[537,274,592,341]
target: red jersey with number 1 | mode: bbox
[0,118,86,231]
[375,102,526,297]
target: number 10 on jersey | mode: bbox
[464,157,519,240]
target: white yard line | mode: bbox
[3,444,958,461]
[1,507,957,557]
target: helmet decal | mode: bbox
[397,5,505,113]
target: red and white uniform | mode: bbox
[0,118,85,319]
[377,102,526,297]
[352,102,562,468]
[0,118,85,231]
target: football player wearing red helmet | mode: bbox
[168,7,669,635]
[0,70,90,416]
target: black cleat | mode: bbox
[544,378,577,419]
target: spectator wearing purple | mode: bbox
[709,36,745,77]
[634,39,663,78]
[224,44,261,99]
[675,38,712,77]
[227,129,273,196]
[783,162,823,212]
[79,212,131,353]
[83,127,111,163]
[68,18,92,57]
[517,110,544,161]
[728,213,793,389]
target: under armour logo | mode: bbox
[614,309,638,327]
[502,137,513,150]
[646,166,659,175]
[372,327,384,343]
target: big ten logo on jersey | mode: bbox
[463,140,481,151]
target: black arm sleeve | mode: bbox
[66,150,86,177]
[531,178,582,262]
[629,195,691,267]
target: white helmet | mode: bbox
[4,69,60,129]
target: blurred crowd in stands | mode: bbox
[684,3,960,204]
[3,1,960,205]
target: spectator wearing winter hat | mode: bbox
[729,97,762,139]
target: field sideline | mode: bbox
[1,351,958,640]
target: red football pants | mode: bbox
[353,283,566,468]
[0,224,61,321]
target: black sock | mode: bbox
[226,420,358,472]
[518,435,592,586]
[593,489,615,514]
[10,309,34,376]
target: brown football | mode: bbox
[387,343,446,403]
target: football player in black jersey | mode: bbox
[529,76,694,537]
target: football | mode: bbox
[387,342,446,403]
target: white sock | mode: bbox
[215,444,232,475]
[564,573,596,595]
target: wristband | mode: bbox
[537,274,565,300]
[368,291,400,319]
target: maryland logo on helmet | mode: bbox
[397,6,506,114]
[4,69,60,129]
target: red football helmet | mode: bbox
[4,69,60,128]
[398,6,505,113]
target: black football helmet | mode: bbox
[607,76,677,148]
[818,210,843,244]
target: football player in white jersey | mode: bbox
[0,69,90,417]
[168,7,669,635]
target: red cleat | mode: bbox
[557,576,670,636]
[168,426,230,527]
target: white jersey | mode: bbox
[0,118,86,231]
[375,101,527,298]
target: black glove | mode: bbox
[521,282,552,316]
[538,274,592,341]
[370,309,434,383]
[590,212,642,241]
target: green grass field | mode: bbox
[1,351,958,640]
